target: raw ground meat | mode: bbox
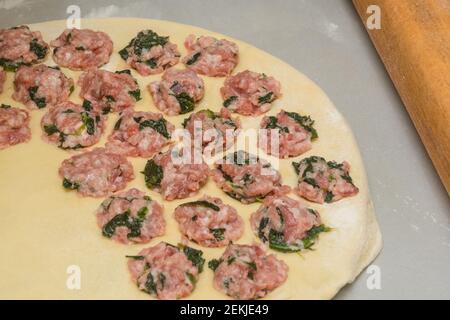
[259,110,318,158]
[127,242,205,299]
[182,34,239,77]
[221,70,281,116]
[78,69,140,114]
[96,188,165,244]
[0,25,48,71]
[0,69,6,93]
[142,146,209,201]
[50,28,113,70]
[41,100,106,150]
[58,148,134,198]
[13,64,73,109]
[148,68,204,115]
[182,108,240,155]
[119,29,180,76]
[251,195,329,252]
[0,104,31,150]
[106,110,174,157]
[212,150,290,204]
[209,244,288,300]
[293,156,359,203]
[174,196,244,247]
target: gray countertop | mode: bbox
[1,0,449,299]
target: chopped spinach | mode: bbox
[120,30,169,60]
[115,69,131,75]
[125,255,144,260]
[144,272,157,294]
[81,112,95,135]
[186,52,201,65]
[285,111,318,139]
[139,118,171,138]
[324,191,334,203]
[102,106,111,115]
[0,104,11,109]
[179,200,220,211]
[145,58,157,68]
[0,58,23,72]
[258,91,274,105]
[302,224,331,249]
[82,100,92,111]
[181,245,205,272]
[264,116,289,133]
[29,38,47,60]
[128,89,141,101]
[101,209,147,239]
[28,86,46,108]
[223,96,237,108]
[62,178,79,190]
[210,228,226,241]
[258,217,270,242]
[43,124,59,135]
[142,159,163,189]
[173,92,195,114]
[208,259,222,271]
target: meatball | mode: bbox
[78,69,140,114]
[174,196,244,247]
[59,148,134,198]
[182,108,240,155]
[0,104,31,150]
[293,156,359,203]
[259,110,318,158]
[251,195,330,252]
[13,64,73,109]
[106,110,174,157]
[142,146,209,201]
[221,70,281,116]
[208,244,288,300]
[182,34,239,77]
[0,25,48,71]
[212,150,290,204]
[50,28,113,70]
[41,101,106,150]
[127,242,205,299]
[97,188,165,244]
[148,68,204,115]
[119,29,180,76]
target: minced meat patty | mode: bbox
[50,28,113,70]
[182,34,239,77]
[0,25,48,71]
[212,150,290,204]
[119,29,180,76]
[41,101,106,150]
[293,156,359,203]
[174,196,244,247]
[251,195,330,252]
[106,110,174,157]
[221,70,281,116]
[13,64,73,109]
[78,69,141,114]
[142,146,209,201]
[148,68,204,115]
[208,244,288,300]
[259,110,318,158]
[59,148,134,198]
[0,104,31,150]
[127,242,205,300]
[96,188,165,244]
[182,108,240,154]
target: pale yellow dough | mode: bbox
[0,18,382,299]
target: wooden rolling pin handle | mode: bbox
[353,0,450,195]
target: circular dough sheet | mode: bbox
[0,18,382,299]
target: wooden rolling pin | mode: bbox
[353,0,450,195]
